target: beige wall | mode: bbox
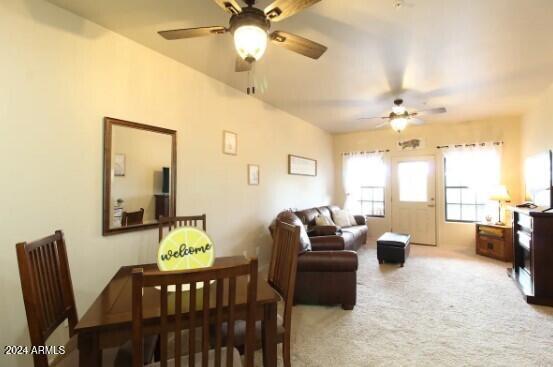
[521,83,553,160]
[0,1,333,365]
[333,116,522,247]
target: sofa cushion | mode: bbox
[276,210,312,253]
[347,211,356,226]
[342,226,365,243]
[333,209,353,227]
[340,230,356,251]
[315,213,335,226]
[353,215,367,225]
[317,206,332,219]
[327,205,342,220]
[294,208,320,227]
[310,225,339,236]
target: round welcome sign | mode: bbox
[157,227,215,272]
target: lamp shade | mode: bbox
[233,25,268,61]
[490,185,511,201]
[390,117,408,133]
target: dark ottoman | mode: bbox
[377,232,411,267]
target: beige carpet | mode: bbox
[257,242,553,366]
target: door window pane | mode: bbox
[398,161,429,202]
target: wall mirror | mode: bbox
[103,117,177,236]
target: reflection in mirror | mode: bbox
[103,118,176,235]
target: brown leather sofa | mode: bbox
[294,205,368,251]
[271,210,359,310]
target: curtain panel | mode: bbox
[342,152,386,213]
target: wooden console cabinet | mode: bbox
[475,223,513,262]
[508,207,553,306]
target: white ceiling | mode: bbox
[46,0,553,133]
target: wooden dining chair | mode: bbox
[122,208,145,226]
[16,230,156,367]
[219,221,300,367]
[131,258,258,367]
[16,230,79,367]
[264,220,300,367]
[158,214,207,242]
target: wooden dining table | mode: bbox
[75,257,281,367]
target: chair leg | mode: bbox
[283,332,291,367]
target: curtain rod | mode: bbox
[342,149,390,156]
[436,141,504,149]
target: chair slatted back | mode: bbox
[268,221,300,335]
[132,259,257,367]
[16,230,78,367]
[158,215,207,242]
[122,208,145,226]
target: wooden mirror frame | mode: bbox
[103,117,177,236]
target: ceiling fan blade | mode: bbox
[270,31,327,59]
[357,116,389,121]
[415,107,447,116]
[235,56,253,72]
[265,0,321,22]
[158,26,227,40]
[212,0,242,14]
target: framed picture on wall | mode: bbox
[397,138,425,151]
[114,154,126,176]
[248,164,260,185]
[223,130,237,155]
[288,154,317,176]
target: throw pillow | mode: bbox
[333,210,352,227]
[347,211,357,226]
[315,213,335,226]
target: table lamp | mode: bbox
[490,185,511,225]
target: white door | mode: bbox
[391,156,436,245]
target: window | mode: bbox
[359,186,385,217]
[398,161,429,202]
[444,147,500,223]
[343,152,386,217]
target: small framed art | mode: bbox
[223,130,237,155]
[248,164,260,185]
[288,154,317,176]
[114,154,126,176]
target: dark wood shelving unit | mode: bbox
[508,207,553,306]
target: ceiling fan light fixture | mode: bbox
[392,105,406,114]
[233,25,268,61]
[390,117,408,133]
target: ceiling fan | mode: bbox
[158,0,328,73]
[358,99,447,133]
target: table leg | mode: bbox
[78,332,101,367]
[262,302,277,367]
